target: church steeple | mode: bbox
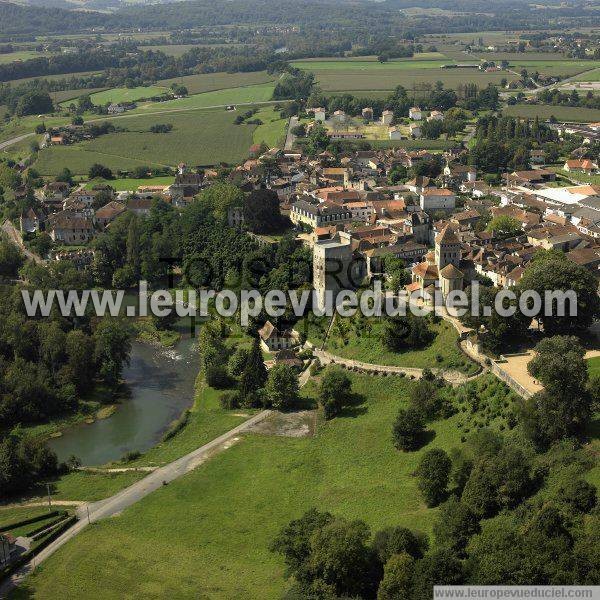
[435,225,460,270]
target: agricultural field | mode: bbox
[0,50,49,64]
[85,86,169,105]
[33,108,266,174]
[503,103,600,122]
[50,87,109,104]
[508,60,600,78]
[291,58,508,91]
[12,372,468,599]
[127,82,276,114]
[33,146,167,176]
[84,175,175,191]
[158,71,276,95]
[571,68,600,82]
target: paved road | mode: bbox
[1,220,44,264]
[0,409,272,598]
[0,133,34,152]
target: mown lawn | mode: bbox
[11,373,466,599]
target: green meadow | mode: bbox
[33,107,270,174]
[10,373,464,599]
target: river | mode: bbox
[48,337,199,466]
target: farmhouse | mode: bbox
[388,127,403,140]
[381,110,394,125]
[409,123,422,138]
[96,201,126,227]
[564,159,598,174]
[258,321,298,352]
[409,107,422,121]
[47,211,95,245]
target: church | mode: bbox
[407,225,464,300]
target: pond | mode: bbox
[48,337,199,466]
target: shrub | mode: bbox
[219,390,241,410]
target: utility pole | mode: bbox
[86,505,91,525]
[46,483,51,509]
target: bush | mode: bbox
[392,407,425,451]
[205,365,230,389]
[219,390,241,410]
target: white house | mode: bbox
[381,110,394,125]
[409,123,422,138]
[388,126,403,140]
[333,110,346,123]
[409,107,422,120]
[427,110,444,121]
[258,321,298,352]
[419,188,456,211]
[314,107,326,122]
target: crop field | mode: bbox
[158,71,276,95]
[571,68,600,82]
[50,87,109,103]
[33,108,261,174]
[13,373,467,599]
[508,60,600,78]
[128,82,275,114]
[304,67,506,92]
[291,59,451,71]
[290,56,514,91]
[86,86,169,105]
[0,50,50,64]
[503,104,600,122]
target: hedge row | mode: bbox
[0,510,62,533]
[0,515,78,583]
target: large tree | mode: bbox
[243,189,284,234]
[415,449,452,507]
[264,363,299,410]
[517,251,600,335]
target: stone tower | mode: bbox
[434,225,461,270]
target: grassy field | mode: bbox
[10,372,467,599]
[587,355,600,376]
[571,68,600,82]
[33,108,260,174]
[33,146,168,176]
[127,83,275,115]
[50,87,109,104]
[292,60,507,91]
[251,106,287,148]
[158,71,276,95]
[508,60,600,78]
[86,86,169,105]
[0,50,49,64]
[301,317,477,375]
[84,175,175,191]
[503,104,600,122]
